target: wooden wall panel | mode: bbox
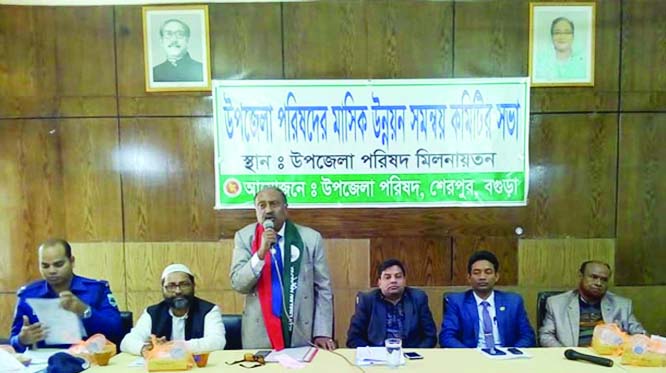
[53,7,117,117]
[616,114,666,285]
[120,118,217,241]
[124,242,230,292]
[452,236,518,286]
[518,238,615,287]
[0,294,17,338]
[210,3,283,79]
[454,0,527,78]
[283,1,368,78]
[0,6,57,118]
[621,0,666,111]
[0,7,117,118]
[525,114,617,237]
[70,242,127,310]
[60,119,123,241]
[531,1,620,113]
[114,6,211,117]
[370,236,451,286]
[326,239,370,290]
[0,119,65,291]
[366,0,453,78]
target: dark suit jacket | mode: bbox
[439,290,536,348]
[346,287,437,348]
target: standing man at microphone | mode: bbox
[230,186,335,350]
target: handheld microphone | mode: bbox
[564,349,614,367]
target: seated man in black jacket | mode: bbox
[346,259,437,348]
[120,264,225,355]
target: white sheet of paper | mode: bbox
[0,349,28,372]
[355,346,406,366]
[26,298,84,345]
[128,357,146,367]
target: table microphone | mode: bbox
[564,349,614,367]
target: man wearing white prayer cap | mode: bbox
[120,263,226,355]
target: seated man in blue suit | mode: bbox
[439,250,535,348]
[10,238,122,352]
[346,259,437,348]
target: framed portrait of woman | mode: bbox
[143,5,211,92]
[529,2,595,87]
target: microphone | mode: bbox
[564,349,614,367]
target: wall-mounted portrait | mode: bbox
[529,2,595,87]
[143,5,211,92]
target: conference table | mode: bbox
[86,347,664,372]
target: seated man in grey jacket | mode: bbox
[539,260,646,347]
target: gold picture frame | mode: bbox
[142,4,211,92]
[528,2,596,87]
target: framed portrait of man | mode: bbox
[143,5,211,92]
[529,2,595,87]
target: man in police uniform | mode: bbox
[9,238,122,352]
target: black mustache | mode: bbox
[168,41,181,47]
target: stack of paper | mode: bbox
[265,346,318,363]
[355,346,406,366]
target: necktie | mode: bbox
[270,235,283,317]
[481,301,495,350]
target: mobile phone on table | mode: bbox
[403,352,423,360]
[507,347,523,355]
[481,348,506,356]
[255,350,272,358]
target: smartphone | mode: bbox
[255,350,272,358]
[507,347,523,355]
[481,348,506,356]
[403,352,423,360]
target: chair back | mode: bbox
[222,314,243,350]
[536,291,565,331]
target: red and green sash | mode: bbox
[252,220,303,350]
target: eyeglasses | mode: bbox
[163,282,193,292]
[162,30,187,39]
[226,353,266,369]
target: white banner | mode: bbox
[213,78,530,208]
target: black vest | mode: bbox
[147,297,215,341]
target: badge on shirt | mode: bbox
[108,294,119,309]
[290,245,301,263]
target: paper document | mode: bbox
[265,346,318,362]
[478,347,531,360]
[26,298,84,345]
[355,346,406,366]
[0,349,28,372]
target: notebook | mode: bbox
[265,346,318,363]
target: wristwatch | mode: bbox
[82,306,92,319]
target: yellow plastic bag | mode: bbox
[621,335,666,367]
[145,336,194,372]
[68,333,117,366]
[591,323,627,356]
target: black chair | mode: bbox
[222,314,242,350]
[442,292,451,318]
[536,291,565,332]
[111,311,134,352]
[120,311,134,337]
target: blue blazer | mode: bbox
[10,275,122,352]
[346,287,437,348]
[439,290,535,348]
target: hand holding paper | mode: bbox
[18,315,47,347]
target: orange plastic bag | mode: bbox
[68,333,117,366]
[145,336,194,372]
[621,335,666,367]
[591,323,627,356]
